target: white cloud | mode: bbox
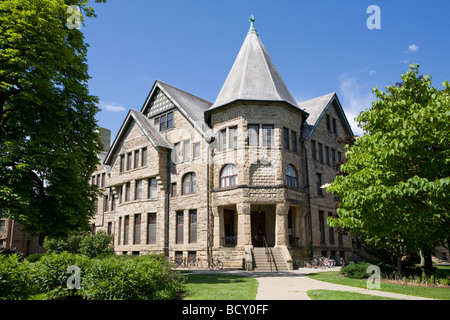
[338,73,375,136]
[407,44,419,52]
[100,101,127,112]
[369,70,376,76]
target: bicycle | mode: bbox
[187,257,204,269]
[207,258,223,270]
[172,257,187,269]
[311,256,335,268]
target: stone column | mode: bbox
[211,206,222,248]
[275,202,289,246]
[236,202,252,247]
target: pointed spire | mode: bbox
[248,15,257,34]
[209,16,298,111]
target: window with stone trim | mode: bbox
[189,209,197,243]
[182,172,197,195]
[220,164,238,188]
[285,164,299,188]
[147,213,156,244]
[248,124,259,146]
[134,214,141,245]
[148,178,157,199]
[262,124,274,146]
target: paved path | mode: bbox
[188,268,436,300]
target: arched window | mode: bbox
[286,165,298,188]
[182,172,197,195]
[220,164,238,188]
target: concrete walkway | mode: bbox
[188,268,436,300]
[250,268,435,300]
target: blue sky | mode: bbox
[82,0,450,138]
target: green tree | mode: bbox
[0,0,105,237]
[327,64,450,274]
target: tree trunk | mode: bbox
[419,248,435,274]
[396,255,403,276]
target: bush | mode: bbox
[0,253,37,300]
[43,231,86,254]
[340,262,372,279]
[81,254,184,300]
[79,231,114,258]
[33,251,91,300]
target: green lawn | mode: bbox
[183,274,258,300]
[307,271,450,300]
[307,289,400,300]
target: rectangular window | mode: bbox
[134,150,140,169]
[326,115,331,131]
[167,111,174,129]
[103,195,109,212]
[262,125,274,146]
[135,180,143,200]
[283,127,290,149]
[171,183,177,197]
[141,148,147,166]
[333,118,337,134]
[127,152,132,170]
[147,213,156,244]
[173,143,180,164]
[125,182,131,202]
[328,212,335,244]
[229,126,238,150]
[319,210,325,244]
[183,139,190,162]
[317,173,323,196]
[107,222,112,236]
[318,143,324,164]
[325,146,330,166]
[193,142,201,159]
[118,217,122,245]
[149,178,157,199]
[311,140,317,161]
[160,114,167,131]
[101,173,106,188]
[134,214,141,245]
[189,209,197,243]
[291,131,298,153]
[332,148,336,165]
[176,211,184,244]
[337,151,342,162]
[0,220,6,232]
[111,195,116,211]
[124,215,130,245]
[120,155,125,173]
[154,117,159,126]
[248,124,259,146]
[219,129,227,151]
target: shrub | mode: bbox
[79,231,114,258]
[33,251,91,300]
[81,254,184,300]
[25,253,46,263]
[43,231,86,254]
[340,262,372,279]
[0,253,37,300]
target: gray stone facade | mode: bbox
[90,20,355,269]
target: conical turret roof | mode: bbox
[209,16,298,111]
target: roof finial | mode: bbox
[248,15,258,34]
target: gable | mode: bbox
[104,110,172,165]
[143,87,176,118]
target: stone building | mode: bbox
[90,17,354,269]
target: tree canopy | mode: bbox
[0,0,106,237]
[327,64,449,269]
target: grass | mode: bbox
[307,289,400,300]
[307,271,450,300]
[183,274,258,300]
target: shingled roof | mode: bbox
[208,16,300,112]
[298,92,354,139]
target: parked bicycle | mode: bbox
[311,255,335,268]
[172,257,188,269]
[187,257,204,269]
[207,258,223,270]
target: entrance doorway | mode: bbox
[251,211,266,247]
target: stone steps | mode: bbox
[253,247,288,271]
